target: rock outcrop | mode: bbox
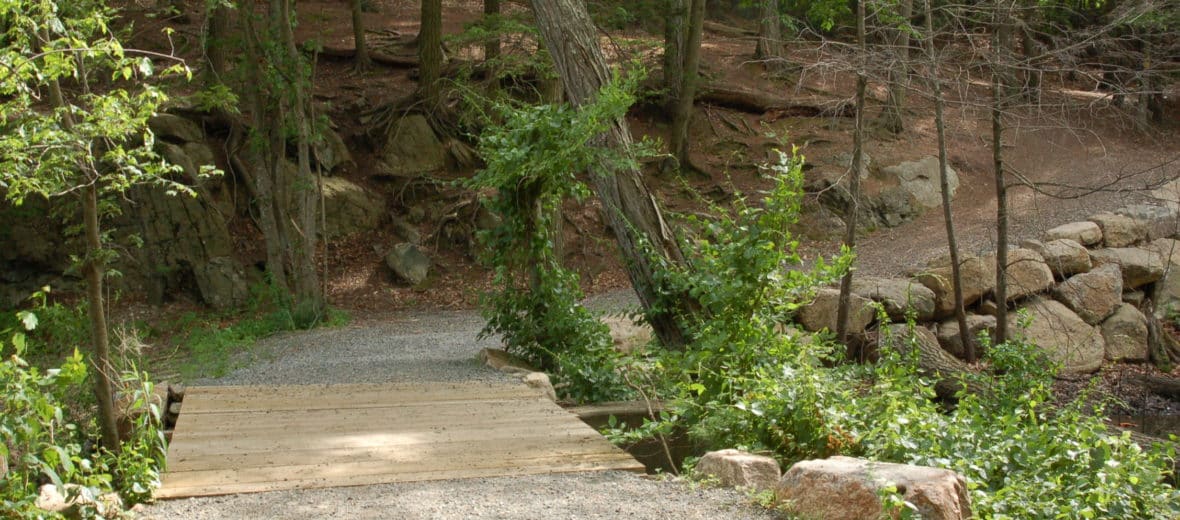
[851,276,937,321]
[798,288,875,333]
[1100,303,1149,361]
[1052,264,1123,325]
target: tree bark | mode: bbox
[878,0,912,134]
[992,0,1012,344]
[351,0,371,70]
[924,0,972,361]
[84,183,122,454]
[835,0,866,347]
[419,0,443,102]
[484,0,501,61]
[47,77,121,453]
[696,83,852,116]
[670,0,706,171]
[754,0,784,69]
[532,0,699,349]
[204,3,233,85]
[275,0,324,319]
[663,0,687,110]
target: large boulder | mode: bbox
[1146,238,1180,317]
[1003,248,1054,302]
[1044,221,1102,246]
[1052,264,1123,325]
[1089,211,1147,247]
[695,449,782,491]
[321,176,384,238]
[881,156,959,214]
[1010,298,1105,374]
[149,113,204,143]
[915,254,995,319]
[850,276,937,322]
[1020,238,1091,278]
[378,114,446,177]
[313,126,354,173]
[1089,247,1164,289]
[776,456,972,520]
[936,314,997,361]
[818,156,958,229]
[36,483,124,519]
[1117,204,1178,241]
[385,243,431,286]
[797,288,875,333]
[1100,303,1149,361]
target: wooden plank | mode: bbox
[157,382,642,499]
[156,457,644,499]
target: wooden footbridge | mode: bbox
[155,382,643,498]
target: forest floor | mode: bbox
[119,0,1180,425]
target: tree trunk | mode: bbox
[663,0,687,111]
[484,0,501,61]
[992,0,1011,344]
[275,0,324,320]
[47,77,121,453]
[84,183,122,454]
[695,83,852,116]
[351,0,371,70]
[204,3,233,84]
[754,0,784,70]
[924,0,972,361]
[835,0,866,347]
[419,0,443,103]
[878,0,912,134]
[532,0,699,349]
[670,0,706,171]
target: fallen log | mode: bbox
[879,324,989,400]
[310,43,419,68]
[1128,373,1180,399]
[697,82,854,117]
[703,21,757,38]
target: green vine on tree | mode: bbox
[467,74,648,403]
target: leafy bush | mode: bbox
[1,306,167,517]
[584,149,1179,517]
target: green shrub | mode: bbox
[1,305,167,517]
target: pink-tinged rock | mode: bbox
[695,449,782,491]
[776,456,971,520]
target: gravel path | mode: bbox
[139,307,777,520]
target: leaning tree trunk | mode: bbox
[924,0,971,361]
[351,0,371,69]
[532,0,699,349]
[419,0,443,102]
[835,0,867,347]
[670,0,706,172]
[663,0,687,111]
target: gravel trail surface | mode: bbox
[140,308,777,520]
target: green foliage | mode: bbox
[1,305,167,517]
[0,0,193,206]
[168,281,349,380]
[468,76,646,404]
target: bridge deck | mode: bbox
[156,382,643,498]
